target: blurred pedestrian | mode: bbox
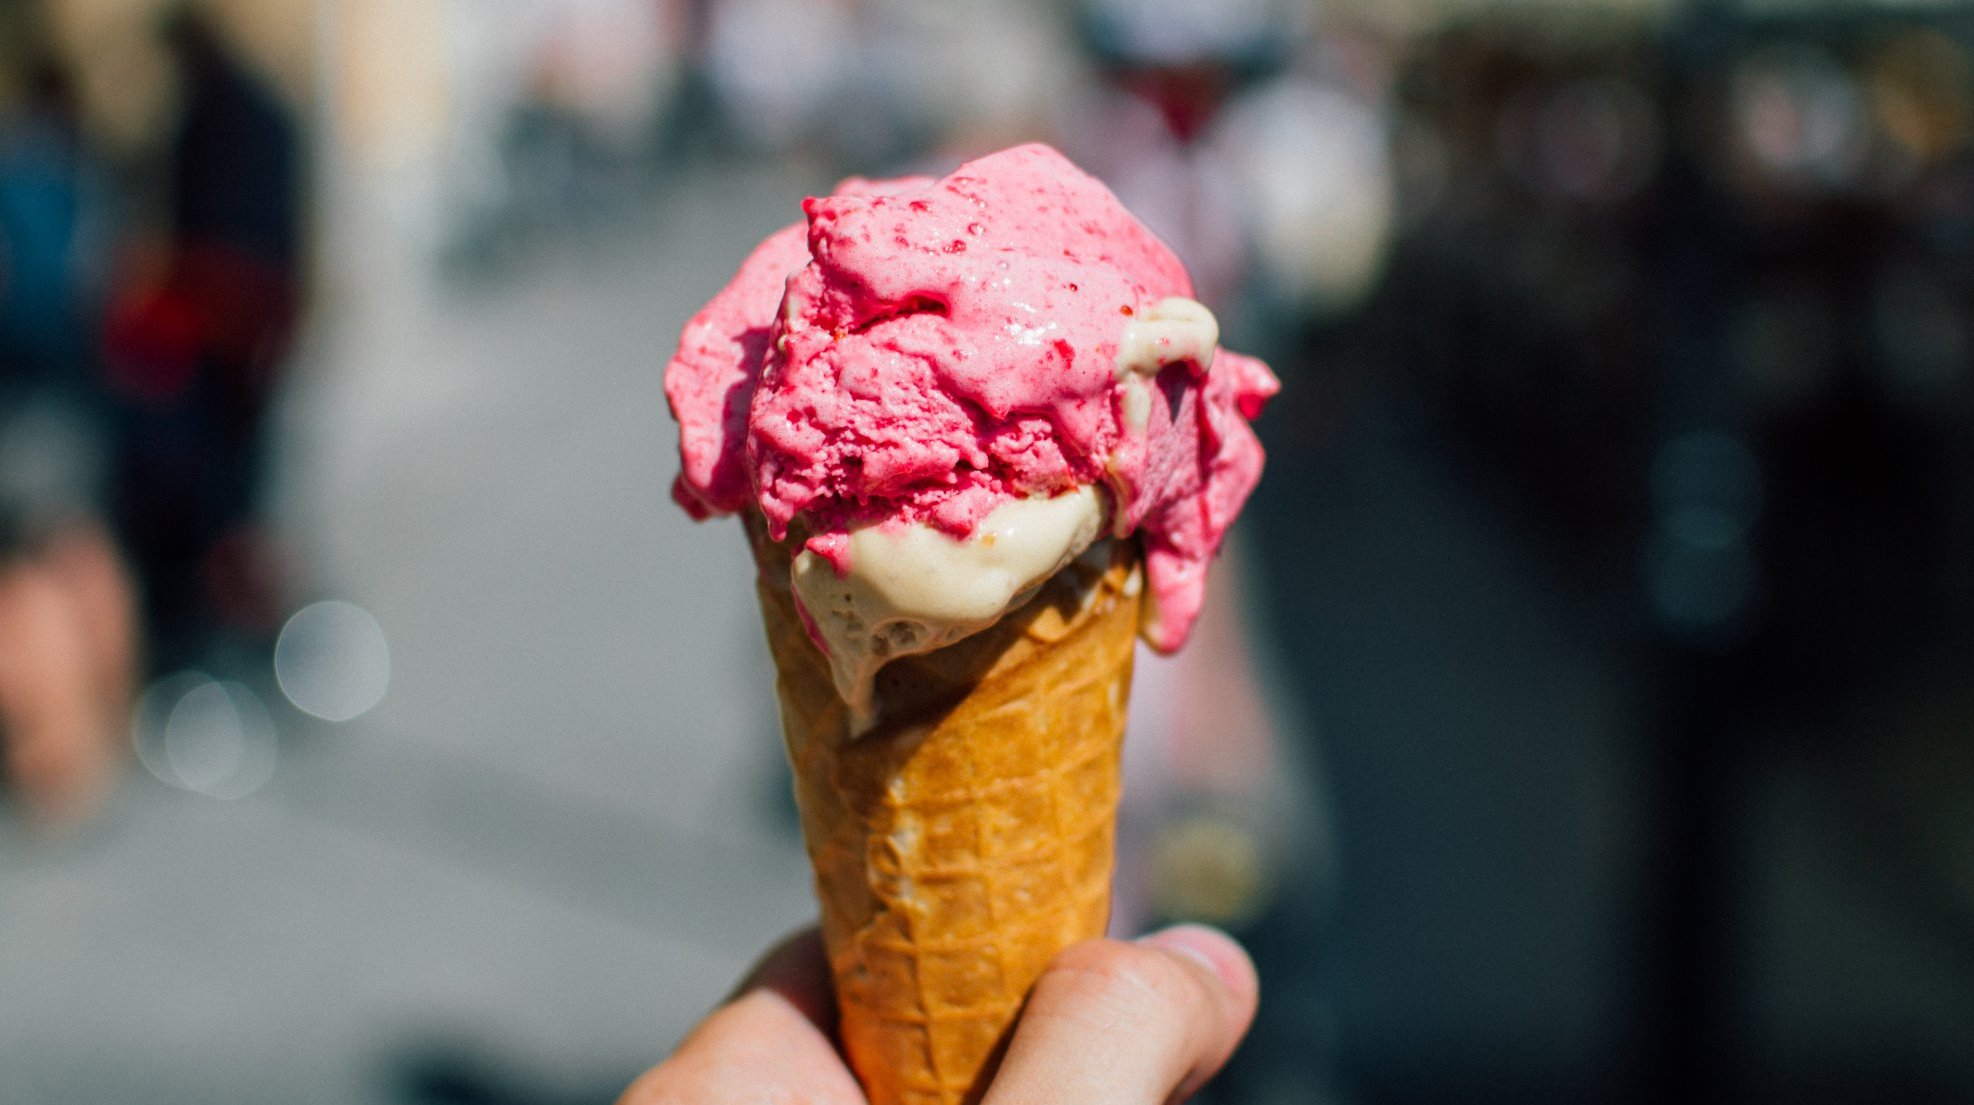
[0,44,136,828]
[101,7,303,671]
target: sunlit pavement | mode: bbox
[0,161,834,1104]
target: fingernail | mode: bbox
[1137,923,1243,990]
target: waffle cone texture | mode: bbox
[751,530,1141,1105]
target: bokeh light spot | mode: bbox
[274,600,392,722]
[133,673,279,800]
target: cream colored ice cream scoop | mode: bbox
[790,485,1105,726]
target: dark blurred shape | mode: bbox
[384,1037,636,1105]
[1644,431,1762,644]
[0,59,89,385]
[166,10,302,268]
[101,5,304,673]
[1240,4,1974,1104]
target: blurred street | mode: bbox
[6,2,1974,1103]
[0,161,827,1104]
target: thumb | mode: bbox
[983,924,1258,1105]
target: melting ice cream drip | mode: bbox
[1115,297,1219,434]
[789,486,1106,728]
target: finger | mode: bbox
[618,926,864,1105]
[983,925,1259,1105]
[1138,926,1261,1101]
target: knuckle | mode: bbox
[1038,939,1207,1026]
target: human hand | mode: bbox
[619,923,1259,1105]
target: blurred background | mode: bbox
[2,0,1972,1102]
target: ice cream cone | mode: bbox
[665,145,1275,1102]
[750,525,1141,1105]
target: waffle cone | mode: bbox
[750,527,1140,1105]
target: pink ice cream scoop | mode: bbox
[666,143,1276,668]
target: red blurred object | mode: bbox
[1124,63,1234,142]
[101,282,202,403]
[102,239,298,422]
